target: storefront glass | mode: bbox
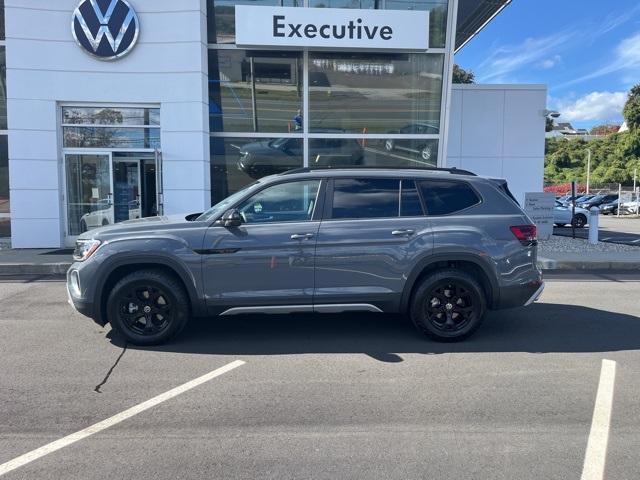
[207,0,447,48]
[207,1,448,205]
[209,50,303,133]
[309,52,443,134]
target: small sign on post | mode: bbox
[524,192,555,240]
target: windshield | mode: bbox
[196,181,261,222]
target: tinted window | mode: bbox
[238,180,320,224]
[401,180,424,217]
[332,179,400,219]
[418,180,480,216]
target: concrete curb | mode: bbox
[537,257,640,271]
[0,263,71,275]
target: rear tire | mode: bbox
[410,269,486,342]
[107,269,190,346]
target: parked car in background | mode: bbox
[620,199,640,215]
[561,194,594,207]
[553,201,589,227]
[238,137,364,179]
[578,194,618,210]
[385,123,439,163]
[599,199,620,215]
[80,199,114,232]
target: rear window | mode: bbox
[418,180,480,215]
[332,178,399,219]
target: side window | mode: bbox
[418,180,480,216]
[401,180,424,217]
[237,180,320,224]
[332,178,400,219]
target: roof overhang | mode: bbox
[455,0,512,52]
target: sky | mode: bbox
[455,0,640,130]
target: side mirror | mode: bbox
[221,209,242,227]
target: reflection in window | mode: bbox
[207,0,302,44]
[63,127,161,149]
[210,136,303,205]
[311,137,438,168]
[238,180,320,224]
[309,0,447,48]
[418,180,480,215]
[309,52,444,134]
[332,178,400,219]
[209,50,303,133]
[62,107,160,126]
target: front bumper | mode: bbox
[66,267,105,325]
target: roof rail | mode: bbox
[280,166,477,176]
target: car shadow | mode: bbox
[113,303,640,362]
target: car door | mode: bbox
[202,178,324,313]
[314,177,432,310]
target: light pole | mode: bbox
[586,149,591,194]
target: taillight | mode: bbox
[510,225,537,246]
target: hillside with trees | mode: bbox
[545,84,640,186]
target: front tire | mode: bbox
[410,270,486,342]
[572,214,587,228]
[107,270,190,345]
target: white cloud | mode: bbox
[475,32,574,82]
[558,32,640,88]
[554,91,627,122]
[538,55,562,70]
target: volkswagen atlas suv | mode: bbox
[67,167,544,345]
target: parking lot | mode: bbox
[1,273,640,479]
[555,216,640,246]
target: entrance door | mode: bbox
[112,159,142,223]
[64,152,161,245]
[65,153,113,237]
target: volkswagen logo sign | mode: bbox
[72,0,140,61]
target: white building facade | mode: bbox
[2,0,544,248]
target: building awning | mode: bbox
[455,0,511,52]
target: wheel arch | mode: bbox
[400,253,499,313]
[94,255,204,325]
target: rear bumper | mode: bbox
[495,278,544,309]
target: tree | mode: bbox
[623,84,640,131]
[452,64,474,84]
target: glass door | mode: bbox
[112,159,142,224]
[65,153,113,237]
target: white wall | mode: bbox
[6,0,210,248]
[446,84,547,205]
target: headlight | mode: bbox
[73,239,102,262]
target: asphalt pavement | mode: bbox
[555,216,640,246]
[1,274,640,479]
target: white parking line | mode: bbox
[0,359,246,477]
[581,359,617,480]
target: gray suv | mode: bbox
[67,167,544,345]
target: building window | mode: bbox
[0,135,8,238]
[308,52,444,134]
[62,107,161,149]
[207,0,449,206]
[0,0,4,42]
[0,46,6,130]
[209,50,303,133]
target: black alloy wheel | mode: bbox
[572,214,587,228]
[410,269,486,341]
[421,145,433,161]
[108,270,189,345]
[425,281,476,333]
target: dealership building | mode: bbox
[1,0,546,248]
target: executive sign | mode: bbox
[72,0,140,61]
[235,6,430,50]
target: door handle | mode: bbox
[392,229,415,236]
[291,233,314,240]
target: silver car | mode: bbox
[67,167,544,345]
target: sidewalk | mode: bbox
[0,248,73,275]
